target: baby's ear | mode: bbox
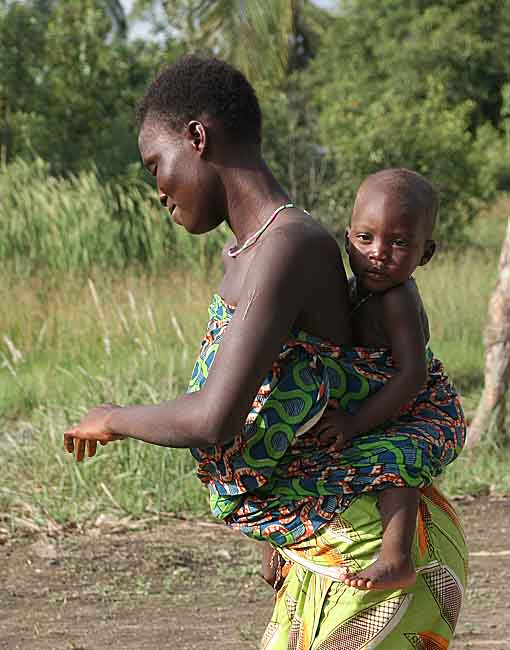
[420,240,436,266]
[344,228,351,254]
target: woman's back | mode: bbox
[218,208,353,347]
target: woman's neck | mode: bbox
[220,158,292,246]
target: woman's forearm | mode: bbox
[106,392,221,448]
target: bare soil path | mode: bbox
[1,497,509,650]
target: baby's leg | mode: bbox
[342,487,419,590]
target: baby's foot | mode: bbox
[341,556,416,591]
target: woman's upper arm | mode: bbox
[200,228,314,443]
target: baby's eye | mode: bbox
[393,239,408,247]
[356,233,372,242]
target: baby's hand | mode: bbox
[315,408,357,451]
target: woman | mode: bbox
[65,56,467,649]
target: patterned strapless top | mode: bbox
[187,294,465,546]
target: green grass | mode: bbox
[415,248,497,414]
[0,270,218,523]
[440,446,510,497]
[0,272,212,416]
[0,192,509,525]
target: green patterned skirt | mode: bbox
[261,485,467,650]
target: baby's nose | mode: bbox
[370,244,389,260]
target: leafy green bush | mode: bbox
[298,0,510,240]
[310,80,478,240]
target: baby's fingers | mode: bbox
[315,412,337,434]
[328,436,348,452]
[318,425,336,444]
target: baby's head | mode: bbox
[345,168,438,293]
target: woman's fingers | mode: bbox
[75,438,86,462]
[64,432,75,454]
[63,405,126,461]
[87,439,98,457]
[64,430,126,462]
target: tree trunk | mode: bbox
[467,217,510,448]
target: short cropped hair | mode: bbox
[355,168,439,235]
[136,55,262,146]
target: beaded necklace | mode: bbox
[227,203,294,258]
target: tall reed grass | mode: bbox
[0,158,229,274]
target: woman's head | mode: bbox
[137,55,262,233]
[136,55,262,147]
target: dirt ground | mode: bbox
[1,496,509,650]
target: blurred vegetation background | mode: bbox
[1,0,509,522]
[1,0,509,256]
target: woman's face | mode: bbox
[138,118,225,234]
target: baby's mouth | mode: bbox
[366,267,386,277]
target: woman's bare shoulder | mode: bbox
[266,209,341,257]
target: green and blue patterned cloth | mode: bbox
[188,294,466,547]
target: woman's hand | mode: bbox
[260,542,288,591]
[64,404,125,462]
[315,407,358,451]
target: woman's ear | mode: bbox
[186,120,207,155]
[420,240,436,266]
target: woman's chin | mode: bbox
[187,219,223,235]
[172,207,224,234]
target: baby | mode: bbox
[317,167,464,591]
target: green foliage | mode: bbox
[302,0,510,239]
[2,0,510,237]
[132,0,328,90]
[312,78,477,238]
[0,269,215,519]
[0,0,183,177]
[471,85,510,199]
[319,0,510,130]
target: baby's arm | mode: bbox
[318,284,428,447]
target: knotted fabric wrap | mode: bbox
[188,294,466,546]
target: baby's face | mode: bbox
[346,188,434,294]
